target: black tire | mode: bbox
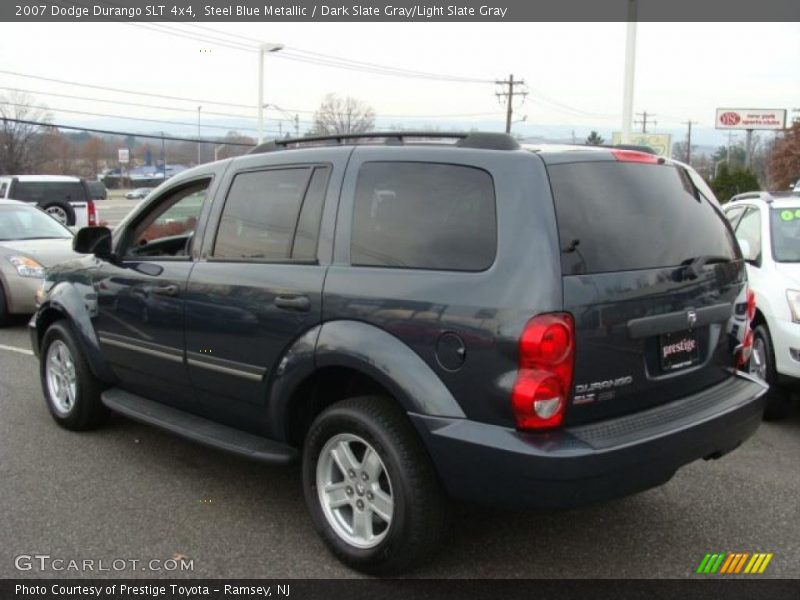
[302,396,449,575]
[40,321,108,430]
[0,283,9,327]
[749,325,791,421]
[40,201,75,226]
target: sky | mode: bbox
[0,21,797,146]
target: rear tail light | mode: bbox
[611,149,662,164]
[735,287,756,368]
[87,200,97,226]
[512,313,575,430]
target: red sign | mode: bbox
[719,112,741,126]
[716,108,787,130]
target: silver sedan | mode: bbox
[0,200,81,324]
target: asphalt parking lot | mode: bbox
[0,318,798,579]
[96,192,142,228]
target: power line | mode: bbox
[0,101,278,133]
[0,69,254,109]
[1,118,257,146]
[0,70,505,121]
[0,86,258,120]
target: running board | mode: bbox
[101,388,297,464]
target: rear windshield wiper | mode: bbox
[679,254,732,280]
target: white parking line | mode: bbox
[0,343,34,356]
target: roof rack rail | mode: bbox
[249,131,520,154]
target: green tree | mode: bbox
[711,164,760,203]
[585,130,604,145]
[712,144,746,169]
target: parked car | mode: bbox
[87,180,108,201]
[724,191,800,419]
[0,175,98,227]
[0,200,79,325]
[30,132,766,574]
[124,187,154,200]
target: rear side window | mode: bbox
[213,166,328,261]
[12,181,87,203]
[351,162,496,271]
[548,162,737,275]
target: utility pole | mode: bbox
[621,0,638,144]
[726,131,736,165]
[294,114,300,137]
[197,106,202,165]
[634,111,656,133]
[682,120,697,165]
[495,74,527,134]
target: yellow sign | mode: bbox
[611,132,672,158]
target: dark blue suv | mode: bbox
[31,132,767,574]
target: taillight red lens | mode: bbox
[87,200,97,226]
[512,313,574,430]
[611,149,660,164]
[735,286,756,368]
[746,289,756,323]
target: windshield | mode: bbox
[771,207,800,262]
[0,205,73,240]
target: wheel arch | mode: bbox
[267,320,465,446]
[34,282,116,383]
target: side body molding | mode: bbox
[315,320,466,418]
[33,278,117,383]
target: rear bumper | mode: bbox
[411,373,767,508]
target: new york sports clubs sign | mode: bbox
[715,108,787,130]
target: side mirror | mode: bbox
[737,238,751,261]
[74,226,113,260]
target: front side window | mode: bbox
[351,162,496,271]
[735,207,762,263]
[770,207,800,262]
[123,180,209,258]
[213,166,327,261]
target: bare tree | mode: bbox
[768,122,800,190]
[0,92,52,174]
[83,137,108,178]
[311,93,375,136]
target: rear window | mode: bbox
[351,162,496,271]
[770,207,800,262]
[548,162,737,275]
[12,181,87,203]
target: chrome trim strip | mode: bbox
[98,336,184,363]
[186,357,264,382]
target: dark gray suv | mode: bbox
[30,132,767,574]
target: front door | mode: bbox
[93,178,212,408]
[184,163,334,432]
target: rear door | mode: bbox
[546,155,745,425]
[184,148,346,433]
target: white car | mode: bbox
[724,192,800,419]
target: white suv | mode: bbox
[0,175,98,227]
[724,192,800,419]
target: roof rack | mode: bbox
[731,191,773,203]
[249,131,520,154]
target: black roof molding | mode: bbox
[249,131,520,154]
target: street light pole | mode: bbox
[621,0,637,144]
[197,105,202,164]
[257,43,284,144]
